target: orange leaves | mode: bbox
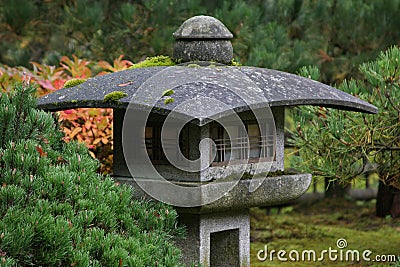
[58,108,113,147]
[69,127,82,139]
[35,146,48,157]
[31,61,65,95]
[97,117,108,131]
[93,137,108,145]
[97,54,134,74]
[0,64,32,93]
[317,49,334,63]
[60,55,92,78]
[58,107,113,173]
[31,62,63,81]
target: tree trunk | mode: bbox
[376,180,400,218]
[324,178,350,198]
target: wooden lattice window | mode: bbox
[210,121,274,165]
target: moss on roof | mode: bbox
[103,91,128,102]
[129,55,176,69]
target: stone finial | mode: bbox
[173,15,234,64]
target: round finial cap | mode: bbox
[173,15,233,39]
[173,15,234,64]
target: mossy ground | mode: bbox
[250,198,400,266]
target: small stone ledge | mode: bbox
[115,173,312,214]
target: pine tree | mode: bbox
[290,46,400,217]
[0,83,183,266]
[1,0,399,82]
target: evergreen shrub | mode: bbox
[0,83,183,266]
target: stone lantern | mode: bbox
[37,15,377,267]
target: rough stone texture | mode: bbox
[115,173,312,213]
[178,173,312,214]
[210,229,240,267]
[273,107,285,171]
[37,66,378,117]
[173,39,233,64]
[173,15,233,39]
[175,210,250,267]
[172,15,234,63]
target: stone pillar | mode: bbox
[176,210,250,267]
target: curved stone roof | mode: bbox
[37,65,378,125]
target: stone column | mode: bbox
[176,210,250,267]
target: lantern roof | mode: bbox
[37,64,377,126]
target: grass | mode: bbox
[250,198,400,266]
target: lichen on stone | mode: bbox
[129,55,175,69]
[164,97,175,105]
[104,91,128,102]
[187,63,200,68]
[229,59,241,66]
[162,89,174,97]
[63,78,87,88]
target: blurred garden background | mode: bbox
[0,0,399,266]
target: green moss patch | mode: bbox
[187,63,201,68]
[63,78,87,88]
[164,97,175,105]
[162,89,174,97]
[129,55,175,69]
[229,59,242,66]
[103,91,128,101]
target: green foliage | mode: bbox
[0,83,61,149]
[63,78,87,88]
[0,55,135,174]
[1,0,399,84]
[289,46,400,189]
[1,0,37,35]
[0,83,183,266]
[297,66,321,81]
[103,91,128,102]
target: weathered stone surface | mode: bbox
[173,15,233,39]
[116,173,312,213]
[173,39,233,64]
[172,15,234,63]
[37,66,378,119]
[176,211,250,267]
